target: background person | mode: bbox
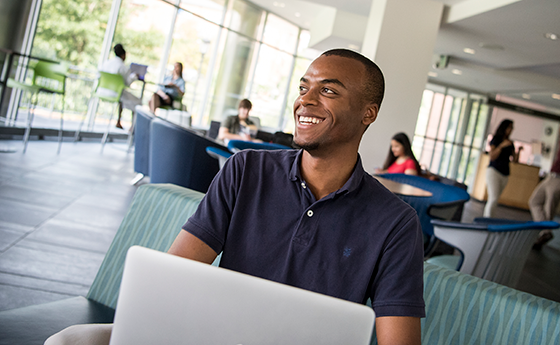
[98,43,142,129]
[375,132,421,175]
[148,62,185,113]
[529,142,560,249]
[484,119,523,217]
[218,99,259,142]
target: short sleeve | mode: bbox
[403,158,417,172]
[369,211,425,317]
[181,153,243,253]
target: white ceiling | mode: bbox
[250,0,560,115]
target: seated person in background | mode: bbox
[375,132,421,175]
[99,43,142,129]
[218,99,259,142]
[148,62,185,113]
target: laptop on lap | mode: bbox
[109,246,375,345]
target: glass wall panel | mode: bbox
[248,45,293,128]
[425,93,444,138]
[296,30,321,60]
[414,90,433,137]
[30,0,112,118]
[167,9,220,119]
[262,14,298,53]
[436,95,453,140]
[226,0,264,39]
[178,0,226,25]
[282,56,310,133]
[207,30,257,122]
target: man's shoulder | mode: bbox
[359,174,418,218]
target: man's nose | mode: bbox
[299,88,319,106]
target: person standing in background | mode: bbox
[484,119,523,217]
[529,142,560,249]
[98,43,142,129]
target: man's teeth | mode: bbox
[299,116,323,124]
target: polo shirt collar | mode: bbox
[289,149,365,196]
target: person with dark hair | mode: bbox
[98,43,142,129]
[148,62,185,113]
[484,119,523,217]
[375,132,421,175]
[218,99,259,142]
[46,49,424,345]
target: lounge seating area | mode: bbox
[2,182,559,345]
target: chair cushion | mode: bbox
[422,262,560,344]
[0,296,114,345]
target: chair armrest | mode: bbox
[431,219,560,232]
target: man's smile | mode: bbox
[298,115,324,125]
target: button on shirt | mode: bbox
[183,149,425,318]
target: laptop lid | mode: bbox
[110,246,375,345]
[129,63,148,81]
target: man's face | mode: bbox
[238,107,250,120]
[293,55,377,152]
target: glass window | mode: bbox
[262,14,298,53]
[437,95,453,140]
[248,45,293,129]
[425,93,444,138]
[113,0,175,84]
[207,30,258,122]
[226,0,264,39]
[296,30,321,60]
[179,0,226,25]
[414,90,433,137]
[167,9,220,120]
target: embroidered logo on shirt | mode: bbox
[343,247,352,258]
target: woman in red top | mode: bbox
[375,132,421,175]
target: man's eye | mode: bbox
[323,87,334,94]
[299,86,307,93]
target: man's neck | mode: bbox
[300,148,358,201]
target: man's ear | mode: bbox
[362,103,379,126]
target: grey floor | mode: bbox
[1,137,559,313]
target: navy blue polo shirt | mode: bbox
[183,149,425,318]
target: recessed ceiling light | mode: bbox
[552,93,560,100]
[463,48,476,54]
[428,71,438,77]
[545,33,558,40]
[452,69,462,75]
[522,94,531,99]
[294,12,301,17]
[478,42,504,50]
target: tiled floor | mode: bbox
[0,138,142,311]
[1,137,559,313]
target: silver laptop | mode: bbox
[129,63,148,81]
[109,246,375,345]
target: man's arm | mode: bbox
[376,316,421,345]
[167,230,218,264]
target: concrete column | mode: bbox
[359,0,444,172]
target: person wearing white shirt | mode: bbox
[98,44,142,129]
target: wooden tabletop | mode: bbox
[374,176,433,197]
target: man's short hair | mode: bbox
[114,44,126,58]
[238,98,252,110]
[321,49,385,108]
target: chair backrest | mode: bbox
[432,219,559,287]
[86,183,205,309]
[206,146,233,169]
[248,116,260,128]
[422,262,560,345]
[227,139,291,152]
[95,71,126,102]
[207,121,221,139]
[32,61,68,94]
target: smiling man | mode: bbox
[170,49,425,344]
[46,49,424,345]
